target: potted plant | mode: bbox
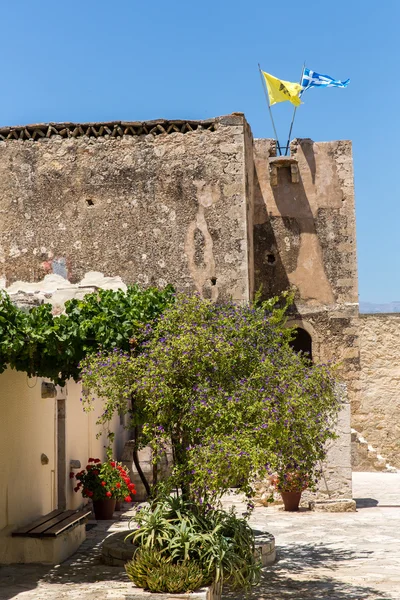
[71,457,136,519]
[271,470,309,511]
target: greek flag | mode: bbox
[300,68,350,96]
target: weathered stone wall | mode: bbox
[253,137,358,296]
[252,138,359,498]
[0,116,359,499]
[253,138,359,401]
[356,314,400,468]
[0,115,252,303]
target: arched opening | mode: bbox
[289,327,312,361]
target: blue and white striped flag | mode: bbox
[300,68,350,96]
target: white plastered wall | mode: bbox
[0,369,129,563]
[0,369,56,533]
[65,380,128,510]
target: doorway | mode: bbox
[289,327,312,361]
[57,399,66,510]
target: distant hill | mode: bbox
[360,301,400,314]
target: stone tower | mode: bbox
[253,137,359,499]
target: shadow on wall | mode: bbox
[302,139,317,185]
[253,162,291,302]
[253,141,335,307]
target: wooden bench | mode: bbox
[12,508,92,538]
[7,508,92,563]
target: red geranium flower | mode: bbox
[124,496,132,502]
[74,486,79,492]
[72,458,133,501]
[69,472,75,479]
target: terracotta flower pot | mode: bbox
[280,491,302,511]
[93,498,116,520]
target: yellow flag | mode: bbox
[262,71,302,107]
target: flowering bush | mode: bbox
[271,471,309,493]
[71,458,136,502]
[80,293,339,507]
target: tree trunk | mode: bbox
[132,425,151,497]
[129,393,151,498]
[152,459,158,491]
[172,429,190,501]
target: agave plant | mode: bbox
[125,547,208,593]
[125,494,261,590]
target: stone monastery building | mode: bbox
[0,113,398,562]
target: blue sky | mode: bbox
[0,0,397,303]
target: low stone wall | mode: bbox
[102,529,276,568]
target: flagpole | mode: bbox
[284,62,306,156]
[258,63,282,156]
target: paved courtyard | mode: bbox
[1,472,400,600]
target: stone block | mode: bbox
[217,114,244,126]
[102,530,136,566]
[41,381,56,398]
[342,347,360,359]
[121,581,222,600]
[308,498,356,512]
[219,143,241,154]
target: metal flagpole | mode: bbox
[284,62,306,156]
[258,63,282,156]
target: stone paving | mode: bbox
[1,472,400,600]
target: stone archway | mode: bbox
[286,319,321,363]
[289,327,313,361]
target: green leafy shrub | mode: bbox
[125,494,261,590]
[125,547,207,593]
[81,293,338,504]
[0,285,174,384]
